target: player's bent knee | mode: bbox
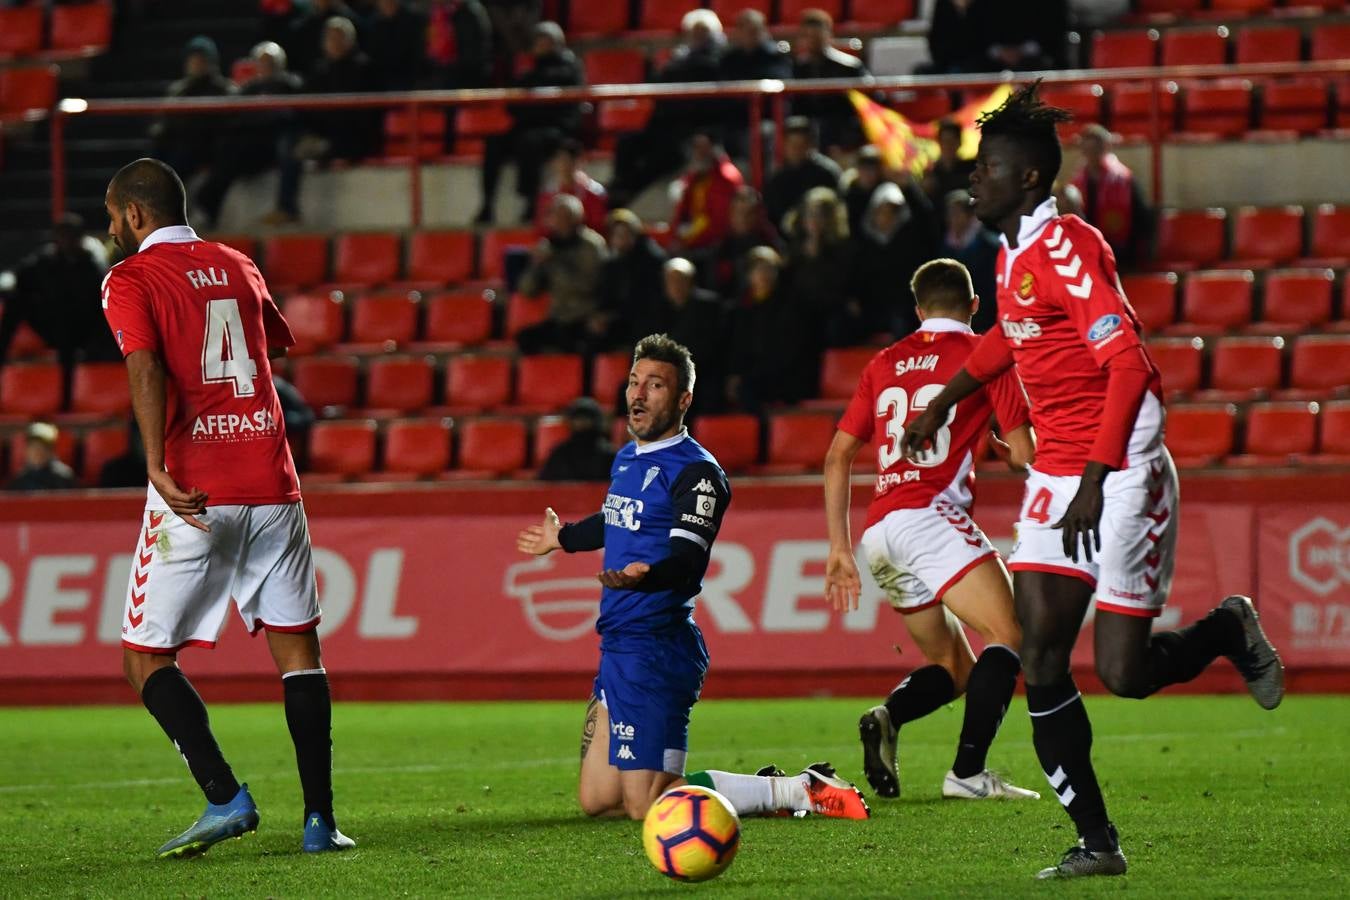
[1096,661,1152,700]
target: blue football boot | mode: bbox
[303,812,356,853]
[157,784,259,860]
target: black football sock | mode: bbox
[140,666,240,805]
[1142,605,1246,696]
[1027,677,1115,852]
[883,664,956,727]
[283,669,335,828]
[951,644,1021,778]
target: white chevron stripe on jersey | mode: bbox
[1044,223,1064,248]
[1066,273,1094,299]
[1054,255,1082,278]
[1048,236,1075,261]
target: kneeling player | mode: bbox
[517,334,869,821]
[824,259,1040,801]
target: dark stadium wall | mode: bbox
[1,473,1348,705]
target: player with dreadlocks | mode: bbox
[901,82,1285,879]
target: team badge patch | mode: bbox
[1018,272,1035,299]
[642,466,661,491]
[1087,313,1122,342]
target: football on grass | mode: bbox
[642,785,741,882]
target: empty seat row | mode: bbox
[307,416,559,481]
[0,361,128,419]
[1154,205,1350,268]
[1148,333,1350,399]
[1093,22,1350,69]
[1124,267,1350,334]
[1166,399,1350,467]
[1133,0,1344,17]
[0,1,111,60]
[0,65,57,119]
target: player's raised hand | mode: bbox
[597,561,649,589]
[517,507,563,556]
[148,469,209,532]
[1053,465,1108,563]
[824,546,862,612]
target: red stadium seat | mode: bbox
[568,0,629,37]
[444,354,512,412]
[1235,26,1301,66]
[1108,81,1177,138]
[597,99,654,135]
[532,415,571,467]
[1039,83,1104,137]
[452,103,511,155]
[212,234,258,259]
[289,355,360,410]
[1311,23,1350,62]
[819,347,876,401]
[1121,272,1178,333]
[1259,269,1335,332]
[1231,206,1303,267]
[1200,336,1284,401]
[1091,30,1159,69]
[69,362,130,415]
[583,48,646,85]
[1259,80,1329,134]
[7,428,75,476]
[692,414,761,473]
[382,418,452,477]
[1307,205,1350,265]
[1165,404,1236,467]
[1232,401,1318,466]
[50,2,112,52]
[1286,335,1350,396]
[363,355,434,413]
[419,290,493,347]
[1157,208,1226,268]
[845,0,915,30]
[1135,0,1203,13]
[590,351,631,404]
[80,423,129,485]
[406,231,475,286]
[347,291,420,347]
[456,417,527,475]
[0,362,62,416]
[764,411,835,472]
[514,353,584,413]
[0,66,58,116]
[282,293,346,352]
[1179,79,1251,138]
[711,0,771,22]
[504,291,551,338]
[1147,337,1204,397]
[1314,399,1350,462]
[0,7,43,58]
[780,0,843,24]
[308,419,376,477]
[333,233,401,288]
[263,234,329,289]
[1176,270,1254,333]
[635,0,689,34]
[1208,0,1273,12]
[383,108,445,159]
[480,227,536,281]
[1161,28,1227,68]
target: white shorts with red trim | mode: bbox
[121,502,320,654]
[860,498,998,614]
[1008,450,1179,617]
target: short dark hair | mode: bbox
[784,116,815,140]
[633,333,696,394]
[108,158,188,225]
[976,80,1074,189]
[800,7,833,30]
[910,258,975,315]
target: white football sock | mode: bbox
[701,771,810,815]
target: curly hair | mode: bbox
[633,333,696,394]
[977,80,1075,188]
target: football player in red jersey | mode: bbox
[824,259,1041,803]
[101,159,354,858]
[901,84,1284,879]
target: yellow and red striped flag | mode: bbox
[848,84,1014,175]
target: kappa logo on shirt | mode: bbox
[694,478,715,493]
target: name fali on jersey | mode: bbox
[603,493,644,531]
[1000,317,1042,346]
[894,353,939,376]
[191,407,278,439]
[184,267,229,289]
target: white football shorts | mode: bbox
[121,502,320,654]
[860,498,998,614]
[1008,449,1179,617]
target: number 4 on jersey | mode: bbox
[201,298,258,397]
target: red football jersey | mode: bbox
[838,319,1030,528]
[102,227,300,506]
[991,201,1164,476]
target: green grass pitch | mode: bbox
[1,695,1345,898]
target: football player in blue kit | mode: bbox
[517,334,870,822]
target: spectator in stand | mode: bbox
[476,21,583,224]
[707,185,780,299]
[363,0,427,90]
[922,118,975,228]
[847,182,933,343]
[840,144,888,235]
[516,194,610,355]
[790,8,870,152]
[608,9,726,209]
[923,0,1066,74]
[780,186,851,367]
[0,214,115,377]
[600,209,667,342]
[296,17,382,162]
[535,139,607,236]
[6,423,75,492]
[196,41,305,228]
[426,0,493,88]
[1072,124,1153,267]
[287,0,357,74]
[726,246,807,410]
[763,117,843,234]
[939,189,999,334]
[636,258,728,414]
[716,9,791,156]
[150,36,236,180]
[670,132,745,257]
[483,0,543,67]
[539,398,614,482]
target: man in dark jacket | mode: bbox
[637,258,727,414]
[922,118,976,229]
[6,423,75,492]
[539,398,614,482]
[287,0,357,74]
[790,8,870,151]
[763,117,842,233]
[150,35,236,179]
[301,16,381,161]
[477,21,583,224]
[364,0,427,89]
[600,210,667,342]
[846,181,936,342]
[717,9,792,157]
[426,0,492,88]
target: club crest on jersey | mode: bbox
[1000,317,1042,346]
[642,466,661,491]
[1018,272,1035,299]
[1087,313,1121,343]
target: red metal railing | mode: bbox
[44,60,1350,227]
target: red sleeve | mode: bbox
[837,359,876,442]
[246,260,294,349]
[964,326,1015,383]
[1088,346,1152,469]
[986,367,1030,433]
[1055,222,1144,367]
[100,265,159,357]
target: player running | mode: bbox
[901,84,1284,879]
[517,334,869,822]
[824,258,1041,803]
[101,158,353,858]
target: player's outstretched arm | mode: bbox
[125,350,209,531]
[824,430,864,612]
[516,507,564,555]
[901,368,983,460]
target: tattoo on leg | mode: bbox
[580,696,599,763]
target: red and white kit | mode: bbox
[838,319,1030,613]
[102,226,318,652]
[964,198,1178,617]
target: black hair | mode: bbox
[784,115,816,140]
[910,258,975,315]
[633,333,696,394]
[108,158,188,225]
[976,80,1074,189]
